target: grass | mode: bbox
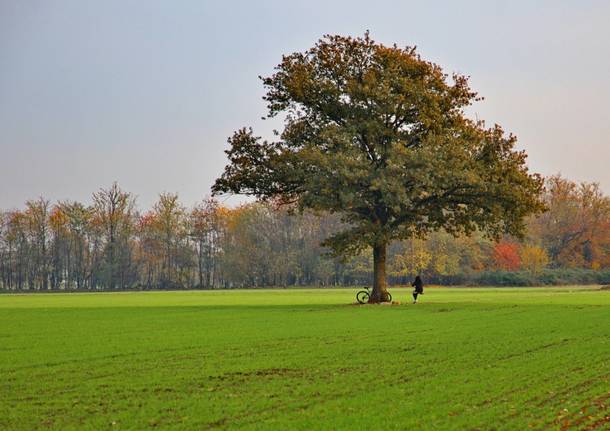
[1,287,609,430]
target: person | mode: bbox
[411,276,424,303]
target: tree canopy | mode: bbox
[213,33,545,302]
[1,177,609,292]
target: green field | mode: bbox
[1,288,609,430]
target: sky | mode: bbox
[1,0,609,210]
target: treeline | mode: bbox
[1,176,609,291]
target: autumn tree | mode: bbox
[390,239,431,279]
[0,211,18,289]
[25,198,50,289]
[152,193,187,288]
[213,33,545,302]
[520,244,549,274]
[529,176,610,268]
[48,205,69,289]
[1,178,609,291]
[92,183,136,289]
[221,205,275,287]
[4,211,29,289]
[135,211,163,289]
[62,202,94,289]
[190,198,224,288]
[491,241,521,271]
[426,232,463,277]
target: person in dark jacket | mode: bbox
[411,276,424,303]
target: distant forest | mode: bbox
[1,175,609,291]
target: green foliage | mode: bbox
[1,288,609,429]
[464,268,610,287]
[213,33,545,257]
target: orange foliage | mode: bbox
[49,206,68,232]
[492,242,521,271]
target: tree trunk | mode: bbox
[369,241,390,303]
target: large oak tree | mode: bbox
[213,33,545,302]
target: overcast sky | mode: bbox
[1,0,609,209]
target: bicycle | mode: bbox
[356,287,392,304]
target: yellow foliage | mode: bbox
[390,239,431,277]
[520,245,549,274]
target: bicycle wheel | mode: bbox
[356,290,370,304]
[387,292,392,302]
